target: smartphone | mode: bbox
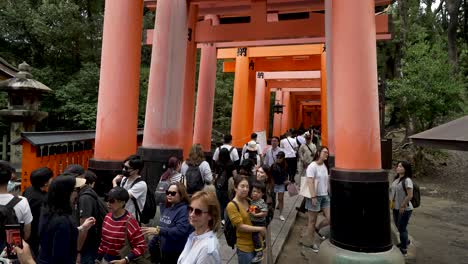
[5,224,23,259]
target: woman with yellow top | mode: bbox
[226,175,267,264]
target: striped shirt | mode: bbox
[97,211,146,260]
[170,172,183,184]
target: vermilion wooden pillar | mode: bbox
[181,4,199,158]
[320,48,328,146]
[321,0,394,258]
[231,48,250,147]
[138,0,188,190]
[280,91,290,134]
[193,15,219,153]
[325,0,335,162]
[272,91,282,136]
[253,72,267,133]
[89,0,143,194]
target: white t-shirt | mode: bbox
[212,144,239,162]
[306,162,329,196]
[121,176,147,218]
[280,137,298,158]
[181,161,213,184]
[390,177,413,210]
[0,194,33,225]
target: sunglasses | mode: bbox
[188,206,208,216]
[121,165,133,171]
[107,198,118,204]
[166,191,178,196]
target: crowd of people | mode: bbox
[0,125,414,263]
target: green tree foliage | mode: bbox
[379,0,467,136]
[387,30,464,132]
[213,60,234,137]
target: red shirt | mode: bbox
[98,211,146,260]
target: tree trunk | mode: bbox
[446,0,462,70]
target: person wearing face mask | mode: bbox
[112,155,147,220]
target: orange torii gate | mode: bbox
[91,0,402,263]
[218,45,326,146]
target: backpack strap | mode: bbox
[125,177,144,223]
[229,147,235,153]
[6,196,21,209]
[286,138,295,151]
[305,143,314,155]
[230,200,240,212]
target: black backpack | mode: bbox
[247,150,258,165]
[80,192,108,237]
[185,164,204,195]
[403,178,421,208]
[224,201,240,249]
[0,196,21,243]
[215,166,230,191]
[123,177,157,224]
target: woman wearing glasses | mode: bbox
[142,183,192,264]
[95,187,146,264]
[177,191,221,264]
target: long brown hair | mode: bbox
[190,191,221,232]
[186,144,205,166]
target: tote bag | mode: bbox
[299,177,311,198]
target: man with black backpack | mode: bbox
[112,155,153,224]
[0,161,33,251]
[75,170,108,264]
[213,134,239,164]
[240,133,262,163]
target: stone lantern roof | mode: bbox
[0,62,52,94]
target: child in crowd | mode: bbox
[249,181,269,263]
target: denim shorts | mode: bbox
[305,195,330,212]
[274,184,286,193]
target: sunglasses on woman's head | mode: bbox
[188,206,208,216]
[166,191,177,196]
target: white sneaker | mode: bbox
[280,215,285,221]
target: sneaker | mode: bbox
[399,247,408,257]
[311,244,319,253]
[280,215,285,221]
[251,251,264,263]
[315,228,326,240]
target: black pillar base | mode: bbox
[330,168,392,253]
[137,147,183,192]
[88,159,123,196]
[327,155,336,170]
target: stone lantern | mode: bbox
[0,62,52,165]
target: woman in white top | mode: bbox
[178,191,221,264]
[301,147,330,253]
[389,161,414,256]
